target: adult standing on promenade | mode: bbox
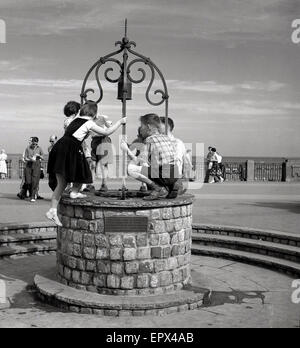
[46,101,126,226]
[23,137,44,202]
[48,135,58,191]
[0,149,8,179]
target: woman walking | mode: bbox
[0,149,8,179]
[46,101,126,226]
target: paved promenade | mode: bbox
[0,180,299,234]
[0,254,299,328]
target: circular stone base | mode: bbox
[34,275,206,317]
[34,275,207,316]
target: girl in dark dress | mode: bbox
[46,102,126,226]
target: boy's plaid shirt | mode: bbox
[139,133,176,168]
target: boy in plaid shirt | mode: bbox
[121,113,181,200]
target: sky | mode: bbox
[0,0,299,157]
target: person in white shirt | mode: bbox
[46,101,126,226]
[0,149,8,179]
[209,148,224,183]
[160,117,189,194]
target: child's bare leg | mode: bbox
[51,174,67,210]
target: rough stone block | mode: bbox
[151,247,163,259]
[137,247,151,260]
[177,255,185,267]
[172,269,182,283]
[72,270,81,283]
[83,209,95,220]
[181,206,187,217]
[150,274,159,288]
[95,235,108,248]
[173,207,181,219]
[66,255,77,269]
[86,261,96,272]
[64,267,72,281]
[76,259,86,271]
[151,209,161,219]
[61,216,70,228]
[154,221,165,234]
[123,235,136,248]
[88,221,98,233]
[125,262,139,274]
[81,272,92,285]
[165,220,175,233]
[160,233,170,245]
[73,244,82,257]
[132,310,145,317]
[123,248,137,261]
[139,261,154,273]
[149,234,159,246]
[70,218,78,229]
[137,274,149,288]
[163,247,171,258]
[171,233,179,244]
[171,245,179,256]
[174,220,183,231]
[136,234,148,247]
[80,308,93,315]
[94,274,107,287]
[121,276,135,290]
[162,208,173,220]
[83,247,96,260]
[110,248,123,261]
[178,230,185,243]
[179,244,186,255]
[109,235,123,247]
[83,234,94,247]
[159,271,172,287]
[107,275,120,289]
[96,248,109,260]
[73,231,83,244]
[97,261,110,274]
[77,219,89,230]
[74,207,84,218]
[167,257,178,270]
[154,260,167,273]
[111,262,124,275]
[65,206,74,218]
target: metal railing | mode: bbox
[224,162,247,182]
[254,163,283,182]
[6,160,12,179]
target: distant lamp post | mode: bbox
[80,19,169,199]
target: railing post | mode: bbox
[246,160,255,182]
[10,156,19,180]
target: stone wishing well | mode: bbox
[34,194,206,316]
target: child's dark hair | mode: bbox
[64,101,81,117]
[140,114,161,131]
